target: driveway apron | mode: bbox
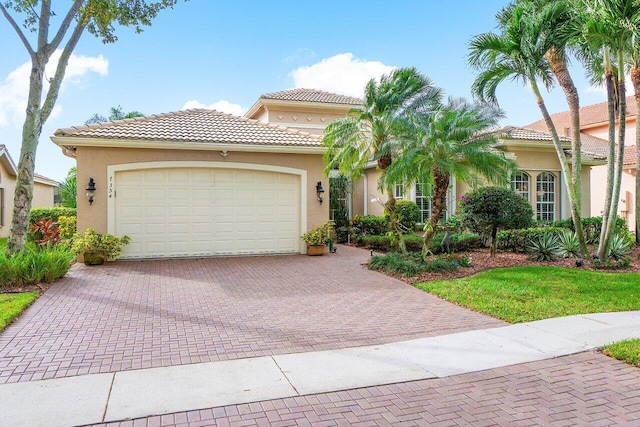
[0,245,505,384]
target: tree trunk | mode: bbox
[421,169,449,258]
[529,80,588,259]
[632,65,640,246]
[603,60,626,253]
[6,57,45,256]
[546,50,588,258]
[598,61,621,259]
[384,188,407,254]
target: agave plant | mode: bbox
[527,233,561,262]
[557,230,581,259]
[608,234,633,261]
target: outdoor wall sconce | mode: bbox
[316,181,325,204]
[86,178,96,206]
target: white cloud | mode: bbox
[288,53,396,97]
[182,99,245,116]
[0,51,108,127]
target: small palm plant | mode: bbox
[608,234,633,261]
[527,233,561,262]
[557,230,581,259]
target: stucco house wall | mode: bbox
[73,146,328,235]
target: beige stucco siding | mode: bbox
[264,107,349,136]
[591,165,636,232]
[32,181,56,208]
[586,121,637,147]
[74,146,329,238]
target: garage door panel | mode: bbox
[115,167,300,258]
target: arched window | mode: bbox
[511,171,530,200]
[536,172,556,222]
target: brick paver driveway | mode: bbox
[0,245,505,384]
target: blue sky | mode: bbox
[1,0,610,181]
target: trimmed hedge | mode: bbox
[350,215,389,238]
[29,207,76,226]
[497,227,566,252]
[359,232,481,254]
[551,216,628,244]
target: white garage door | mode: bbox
[114,168,301,259]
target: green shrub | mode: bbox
[369,252,423,276]
[350,215,389,240]
[360,234,423,252]
[58,216,77,239]
[368,252,471,276]
[459,187,534,255]
[498,227,566,252]
[527,233,562,261]
[0,245,74,290]
[29,207,76,226]
[386,200,420,234]
[551,216,628,244]
[608,233,633,260]
[557,230,581,258]
[430,232,482,254]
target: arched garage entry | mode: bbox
[107,162,307,259]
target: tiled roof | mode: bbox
[499,126,571,142]
[526,95,638,131]
[260,88,363,105]
[580,133,636,166]
[54,109,321,147]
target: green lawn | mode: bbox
[603,339,640,366]
[0,292,39,332]
[415,266,640,323]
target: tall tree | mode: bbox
[322,67,442,253]
[468,3,589,258]
[580,0,638,258]
[381,98,515,258]
[1,0,178,256]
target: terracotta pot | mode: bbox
[306,244,325,256]
[83,251,107,266]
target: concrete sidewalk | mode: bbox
[1,311,638,427]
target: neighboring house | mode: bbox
[526,96,638,232]
[51,109,327,259]
[0,144,59,238]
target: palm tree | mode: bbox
[580,0,639,257]
[58,167,77,208]
[381,98,515,257]
[322,67,442,253]
[85,106,144,125]
[468,3,589,258]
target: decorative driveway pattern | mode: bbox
[92,351,640,427]
[0,245,505,384]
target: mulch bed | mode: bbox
[385,246,640,285]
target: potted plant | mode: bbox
[300,222,334,256]
[72,228,132,265]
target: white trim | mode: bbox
[559,173,567,219]
[273,123,326,130]
[51,136,325,156]
[363,173,368,215]
[107,161,308,254]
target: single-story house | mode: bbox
[51,109,329,259]
[0,144,59,238]
[527,97,638,232]
[52,89,605,259]
[247,90,604,224]
[351,127,604,223]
